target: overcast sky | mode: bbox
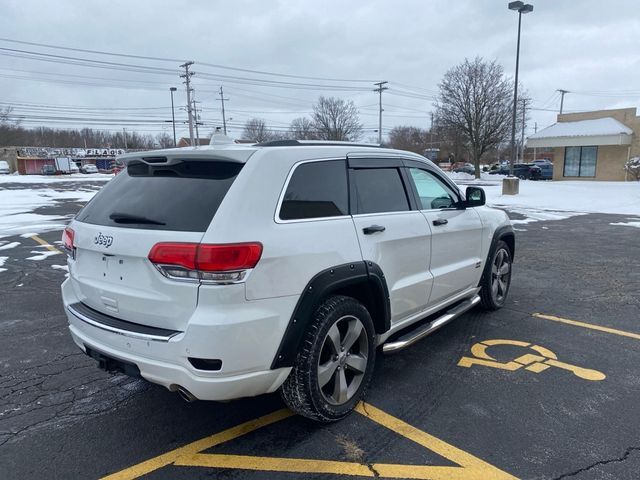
[1,0,638,143]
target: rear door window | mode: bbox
[350,168,410,214]
[75,160,243,231]
[279,160,348,220]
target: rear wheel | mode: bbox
[280,295,376,422]
[480,240,512,310]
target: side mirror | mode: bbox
[464,186,485,207]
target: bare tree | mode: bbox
[155,132,174,149]
[388,126,430,154]
[435,57,514,178]
[312,96,362,141]
[289,117,318,140]
[242,118,274,143]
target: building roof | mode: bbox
[527,117,633,148]
[177,137,211,147]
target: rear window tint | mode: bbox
[280,160,348,220]
[75,160,242,231]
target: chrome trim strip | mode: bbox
[382,295,481,353]
[67,304,180,343]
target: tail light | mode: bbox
[148,242,263,284]
[62,227,75,258]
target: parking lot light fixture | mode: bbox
[505,1,533,194]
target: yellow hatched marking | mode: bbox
[29,234,63,254]
[103,402,516,480]
[533,313,640,341]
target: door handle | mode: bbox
[432,218,448,226]
[363,225,386,235]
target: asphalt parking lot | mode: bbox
[1,180,639,480]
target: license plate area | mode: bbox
[85,345,141,378]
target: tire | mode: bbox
[280,295,376,422]
[479,240,512,310]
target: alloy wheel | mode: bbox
[317,315,369,405]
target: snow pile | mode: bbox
[474,181,640,216]
[0,256,7,273]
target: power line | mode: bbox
[0,36,379,83]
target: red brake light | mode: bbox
[196,243,262,272]
[148,243,198,270]
[148,242,262,274]
[62,227,75,251]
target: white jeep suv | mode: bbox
[61,140,514,422]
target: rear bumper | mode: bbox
[62,279,296,401]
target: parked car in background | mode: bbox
[41,165,56,175]
[80,164,99,174]
[453,163,475,175]
[0,160,10,174]
[489,163,542,180]
[532,159,553,180]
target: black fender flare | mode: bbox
[479,224,515,286]
[270,261,390,369]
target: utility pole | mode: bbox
[180,61,195,146]
[192,98,200,146]
[373,81,388,144]
[218,86,229,135]
[557,89,569,114]
[520,98,526,161]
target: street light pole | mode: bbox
[508,1,533,176]
[169,87,177,147]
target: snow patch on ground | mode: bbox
[51,264,69,271]
[0,241,20,250]
[26,250,61,261]
[501,207,586,225]
[449,178,640,223]
[480,181,640,216]
[0,188,99,236]
[0,173,112,184]
[610,218,640,229]
[0,255,7,272]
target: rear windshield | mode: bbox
[76,160,243,231]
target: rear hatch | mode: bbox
[69,159,244,331]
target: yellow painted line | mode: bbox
[174,454,375,477]
[533,313,640,341]
[101,408,293,480]
[354,403,516,480]
[103,402,516,480]
[29,234,63,254]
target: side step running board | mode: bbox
[382,295,481,354]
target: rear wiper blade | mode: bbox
[109,212,165,225]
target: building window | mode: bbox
[564,146,597,177]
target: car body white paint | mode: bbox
[61,142,512,401]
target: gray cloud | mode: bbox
[1,0,638,140]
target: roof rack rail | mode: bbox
[255,139,383,148]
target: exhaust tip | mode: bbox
[177,386,197,403]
